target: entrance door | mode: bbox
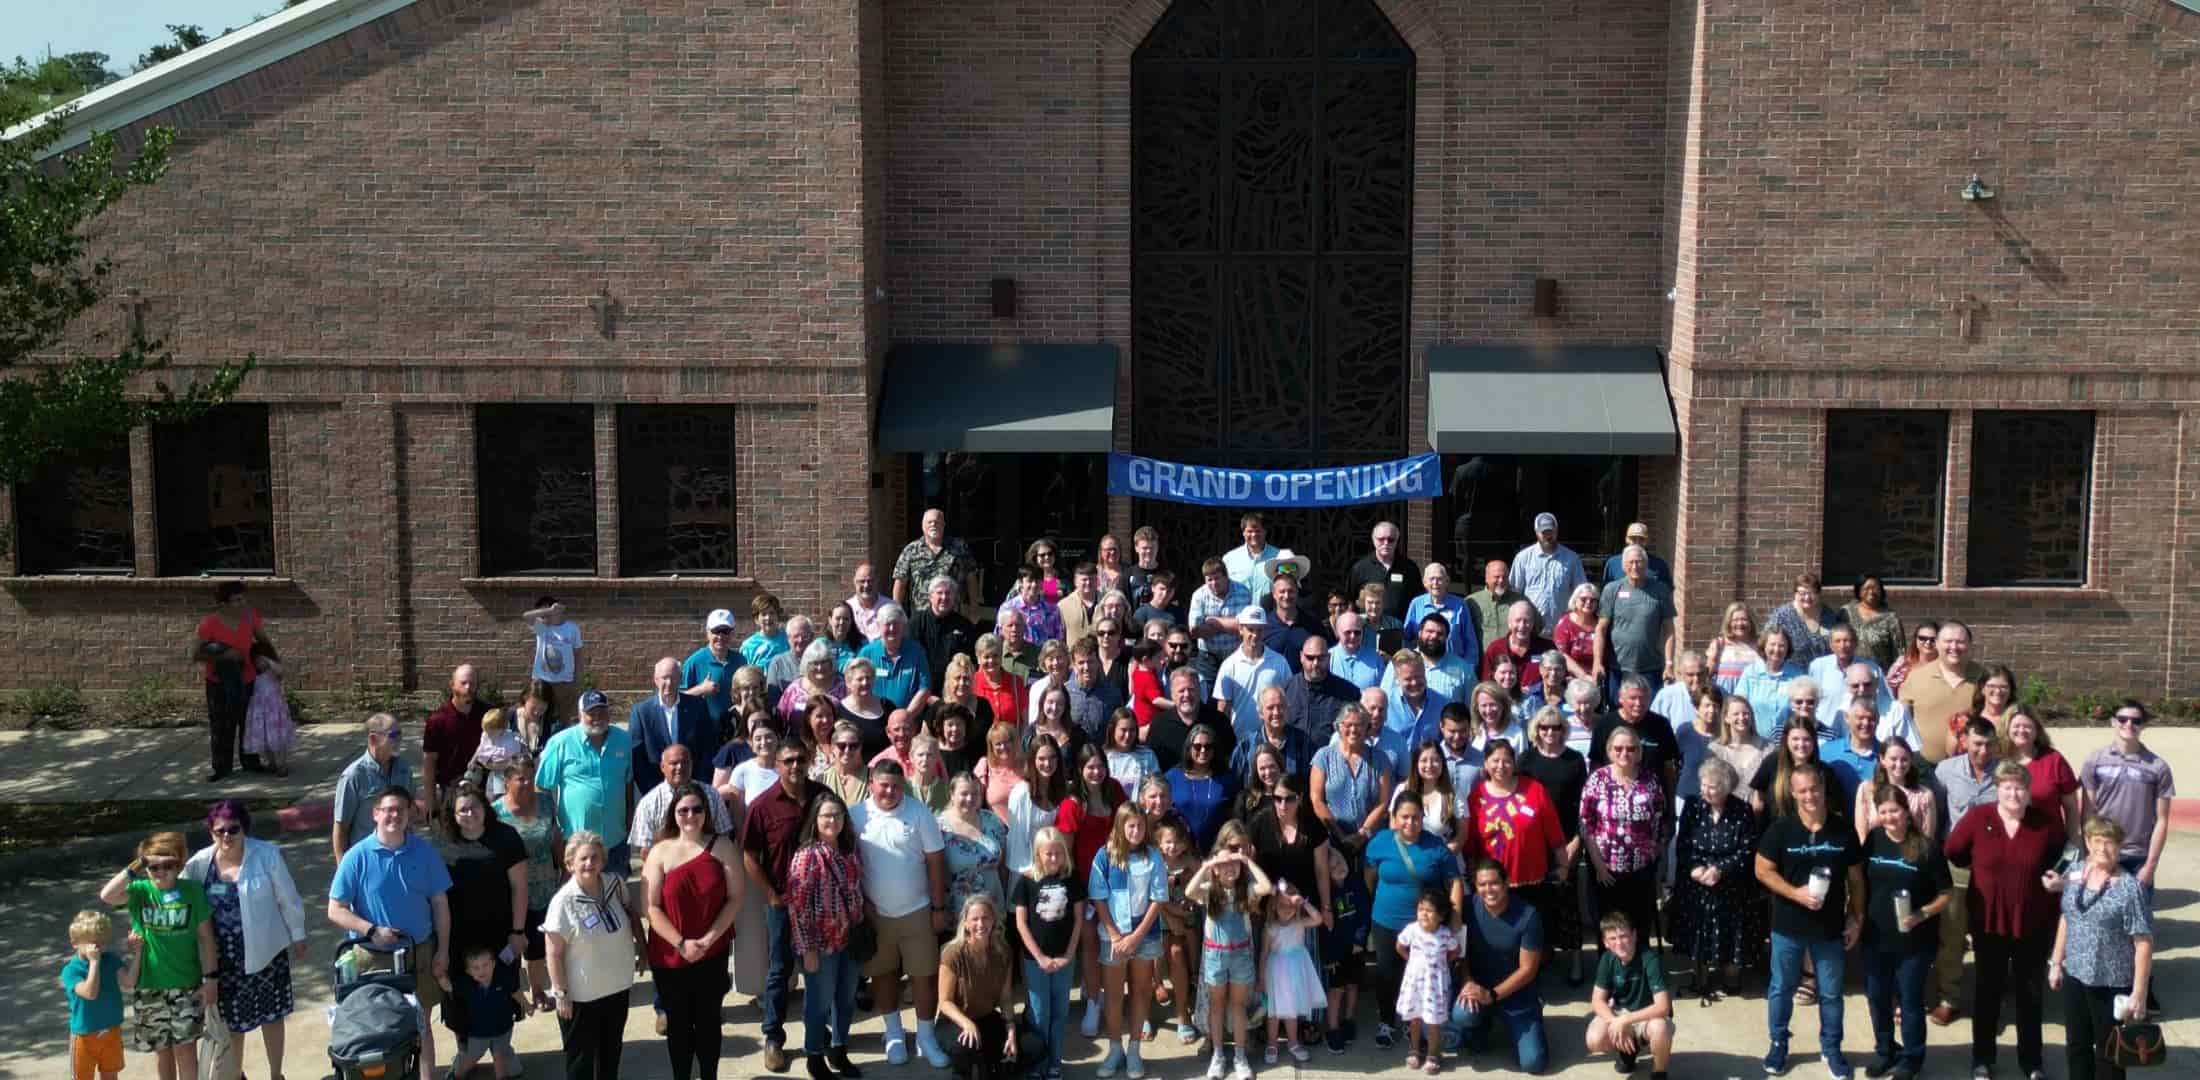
[1434,454,1641,583]
[1130,0,1415,582]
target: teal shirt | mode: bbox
[535,725,635,844]
[59,953,125,1034]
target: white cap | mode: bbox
[705,608,736,632]
[1236,605,1270,627]
[1533,512,1558,533]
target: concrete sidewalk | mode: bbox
[0,723,365,807]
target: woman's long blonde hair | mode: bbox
[946,893,1013,985]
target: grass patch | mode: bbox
[0,798,288,857]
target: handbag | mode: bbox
[2100,1021,2166,1069]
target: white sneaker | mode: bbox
[1208,1051,1228,1079]
[1288,1042,1311,1063]
[1233,1054,1255,1080]
[1082,1000,1102,1037]
[885,1036,909,1066]
[915,1026,949,1069]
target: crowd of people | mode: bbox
[57,508,2179,1080]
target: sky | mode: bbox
[7,0,278,78]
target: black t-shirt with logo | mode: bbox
[1755,811,1861,940]
[1861,831,1950,954]
[1010,871,1085,959]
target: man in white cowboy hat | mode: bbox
[1213,605,1291,741]
[1220,511,1281,597]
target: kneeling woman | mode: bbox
[937,894,1044,1080]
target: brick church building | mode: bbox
[4,0,2197,698]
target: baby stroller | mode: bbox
[327,936,422,1080]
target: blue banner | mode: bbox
[1107,452,1442,508]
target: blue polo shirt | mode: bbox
[330,833,453,943]
[1466,897,1545,1007]
[680,645,740,726]
[1818,736,1881,807]
[535,724,635,843]
[857,639,933,709]
[1378,688,1446,782]
[1333,642,1387,691]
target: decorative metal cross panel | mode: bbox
[1131,0,1415,576]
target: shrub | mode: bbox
[116,678,183,726]
[19,683,86,721]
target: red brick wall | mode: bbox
[1,0,880,695]
[1665,1,2200,694]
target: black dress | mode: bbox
[1668,796,1765,972]
[1517,746,1589,951]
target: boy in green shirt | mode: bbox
[1586,911,1675,1078]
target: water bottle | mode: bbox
[1893,888,1913,925]
[1807,866,1832,903]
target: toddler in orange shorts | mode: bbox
[60,910,138,1080]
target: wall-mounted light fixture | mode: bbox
[1959,174,1996,202]
[1532,277,1559,318]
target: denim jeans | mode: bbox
[802,949,858,1056]
[1449,997,1550,1073]
[1768,930,1849,1066]
[762,903,794,1046]
[1862,943,1931,1072]
[1023,956,1073,1078]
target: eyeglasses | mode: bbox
[674,805,708,816]
[210,824,242,837]
[1097,628,1120,637]
[2113,714,2146,726]
[373,726,404,739]
[144,859,181,872]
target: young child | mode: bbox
[1186,821,1273,1080]
[1261,881,1325,1065]
[1320,862,1368,1054]
[1011,827,1085,1080]
[450,946,532,1078]
[1585,911,1675,1080]
[521,596,582,728]
[1154,819,1202,1043]
[60,911,138,1080]
[1393,891,1460,1075]
[242,647,295,777]
[468,708,529,797]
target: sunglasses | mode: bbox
[144,859,181,872]
[1272,793,1299,803]
[374,726,404,739]
[1535,725,1564,732]
[1097,629,1120,637]
[1189,743,1214,752]
[777,756,807,767]
[2114,714,2146,726]
[210,824,242,837]
[674,804,708,816]
[835,741,862,752]
[1610,745,1639,754]
[710,628,735,636]
[1915,634,1934,643]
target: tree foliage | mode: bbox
[1,103,250,489]
[136,26,211,72]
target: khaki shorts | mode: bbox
[1608,1016,1674,1043]
[863,907,942,980]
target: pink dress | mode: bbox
[243,674,295,755]
[1393,924,1457,1025]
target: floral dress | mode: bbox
[1667,796,1764,970]
[494,804,562,914]
[1392,923,1457,1025]
[942,811,1010,916]
[1840,604,1905,672]
[205,877,293,1033]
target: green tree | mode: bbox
[135,25,210,72]
[1,103,250,496]
[0,56,91,118]
[58,52,114,92]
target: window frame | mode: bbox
[474,403,599,578]
[616,404,740,577]
[1965,409,2095,588]
[153,404,276,577]
[1821,409,1949,587]
[10,438,137,576]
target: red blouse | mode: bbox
[2022,751,2080,833]
[784,842,866,956]
[1552,616,1598,673]
[1944,804,2063,938]
[974,668,1027,729]
[1465,777,1567,885]
[196,610,262,685]
[1056,781,1128,875]
[646,848,733,969]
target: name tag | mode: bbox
[162,890,182,903]
[1389,573,1403,583]
[580,913,604,931]
[1619,590,1633,600]
[207,882,232,897]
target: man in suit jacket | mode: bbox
[632,655,720,795]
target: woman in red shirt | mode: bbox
[1462,740,1567,916]
[1550,584,1602,681]
[2002,706,2080,842]
[1945,761,2065,1080]
[192,582,277,781]
[972,634,1028,729]
[1055,743,1126,1027]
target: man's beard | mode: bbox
[1420,642,1445,661]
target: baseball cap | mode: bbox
[579,689,609,712]
[1237,605,1270,627]
[705,608,736,632]
[1533,512,1558,533]
[1625,521,1649,540]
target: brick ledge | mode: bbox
[3,575,295,591]
[460,576,757,590]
